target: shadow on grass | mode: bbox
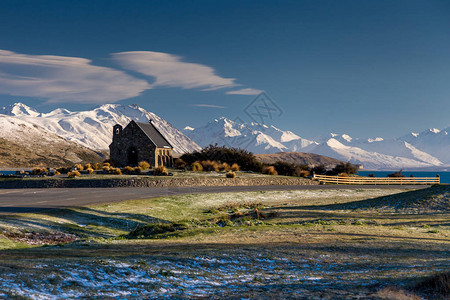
[277,185,450,213]
[0,206,167,238]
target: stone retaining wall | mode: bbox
[0,176,318,189]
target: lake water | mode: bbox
[358,171,450,184]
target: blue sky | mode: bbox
[0,0,449,139]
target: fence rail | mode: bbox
[313,175,440,185]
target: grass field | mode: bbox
[0,186,448,298]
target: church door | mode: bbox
[127,147,139,166]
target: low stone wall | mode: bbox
[0,176,318,189]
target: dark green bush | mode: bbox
[331,162,358,175]
[180,144,262,172]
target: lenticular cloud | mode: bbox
[0,50,150,103]
[112,51,237,90]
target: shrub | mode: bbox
[174,158,187,170]
[219,162,230,172]
[273,161,308,177]
[230,163,240,171]
[134,166,142,174]
[154,166,168,176]
[226,171,236,178]
[180,144,262,172]
[123,166,134,174]
[338,172,349,177]
[299,170,310,178]
[94,163,102,170]
[68,171,81,178]
[86,168,94,174]
[388,169,406,178]
[113,168,122,175]
[32,167,46,175]
[74,164,84,171]
[201,160,219,172]
[191,162,203,172]
[53,170,61,176]
[311,164,326,175]
[84,163,93,170]
[332,162,358,175]
[103,162,110,168]
[56,167,70,174]
[102,166,111,173]
[138,161,150,170]
[262,166,278,175]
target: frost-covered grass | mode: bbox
[0,187,448,298]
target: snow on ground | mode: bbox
[0,251,440,298]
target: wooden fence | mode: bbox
[313,174,440,185]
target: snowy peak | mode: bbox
[183,117,316,154]
[185,118,449,169]
[367,137,384,143]
[1,103,200,154]
[0,102,40,117]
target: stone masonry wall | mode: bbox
[0,177,318,189]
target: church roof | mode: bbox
[135,121,173,148]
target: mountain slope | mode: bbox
[400,128,450,165]
[183,117,316,154]
[1,103,201,154]
[254,152,343,168]
[185,117,447,170]
[307,138,434,170]
[0,115,103,167]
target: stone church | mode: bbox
[109,120,173,168]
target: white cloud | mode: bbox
[0,50,150,103]
[226,88,263,95]
[192,104,226,108]
[112,51,237,91]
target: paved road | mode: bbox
[0,185,428,214]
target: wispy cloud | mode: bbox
[0,49,261,104]
[192,104,226,108]
[226,88,263,95]
[0,50,150,103]
[112,51,237,91]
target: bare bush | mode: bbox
[68,171,81,178]
[191,162,203,172]
[138,161,150,170]
[262,166,278,175]
[231,163,240,171]
[226,171,236,178]
[154,166,168,176]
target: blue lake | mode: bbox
[358,171,450,184]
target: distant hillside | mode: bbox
[0,138,103,168]
[255,152,344,168]
[0,115,104,168]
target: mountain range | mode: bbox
[183,117,450,170]
[0,103,201,154]
[0,102,448,170]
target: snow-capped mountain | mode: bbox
[183,117,316,154]
[0,102,201,154]
[0,114,102,167]
[400,127,450,165]
[184,117,449,170]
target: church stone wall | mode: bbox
[110,122,157,167]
